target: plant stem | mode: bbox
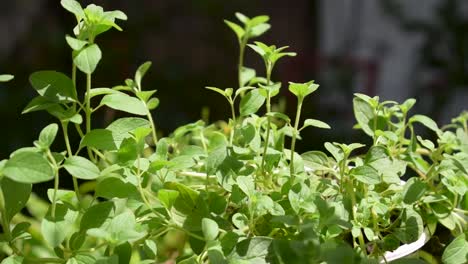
[61,122,81,201]
[200,129,208,154]
[136,157,168,222]
[170,224,206,241]
[260,67,272,176]
[238,37,248,88]
[85,73,96,162]
[24,257,65,263]
[47,150,59,219]
[418,250,438,264]
[290,99,303,181]
[146,111,158,146]
[229,100,236,147]
[85,73,92,133]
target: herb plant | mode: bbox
[0,1,467,264]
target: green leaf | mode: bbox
[239,89,265,116]
[88,87,120,98]
[81,129,117,151]
[64,156,100,180]
[409,114,440,134]
[1,178,31,221]
[0,74,14,82]
[136,90,157,103]
[158,189,179,209]
[164,182,200,216]
[146,97,159,110]
[250,23,270,38]
[178,256,198,264]
[301,151,330,171]
[3,151,54,184]
[350,165,380,185]
[108,211,145,244]
[29,71,76,101]
[101,92,148,115]
[247,42,268,57]
[139,240,157,259]
[324,142,344,163]
[302,118,330,130]
[22,96,57,114]
[231,237,272,260]
[442,233,468,264]
[11,222,31,241]
[403,178,427,204]
[236,176,255,197]
[114,242,132,264]
[74,44,102,74]
[202,218,219,241]
[205,146,227,175]
[1,256,23,264]
[65,35,88,51]
[135,61,152,89]
[365,146,405,184]
[38,123,59,148]
[46,189,77,209]
[248,15,269,27]
[353,95,375,136]
[41,204,79,247]
[106,117,150,148]
[288,81,319,100]
[80,202,114,231]
[240,67,256,87]
[224,20,245,41]
[61,0,85,18]
[394,209,423,244]
[235,12,249,23]
[95,177,140,200]
[232,213,249,229]
[206,86,227,98]
[66,254,96,264]
[265,112,290,123]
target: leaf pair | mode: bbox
[224,13,271,45]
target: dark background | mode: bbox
[0,0,467,160]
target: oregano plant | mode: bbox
[0,1,467,264]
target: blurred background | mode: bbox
[0,0,467,159]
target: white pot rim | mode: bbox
[380,227,430,263]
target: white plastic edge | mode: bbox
[380,228,430,263]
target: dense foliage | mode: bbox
[0,1,467,263]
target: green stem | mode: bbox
[260,68,272,176]
[136,158,168,222]
[229,100,236,147]
[357,229,367,257]
[61,122,81,201]
[200,129,208,154]
[146,111,158,146]
[85,73,92,133]
[238,37,248,88]
[170,224,206,241]
[47,150,59,219]
[290,99,303,181]
[418,250,438,264]
[85,73,96,162]
[24,257,65,263]
[372,106,379,144]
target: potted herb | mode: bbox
[0,1,466,263]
